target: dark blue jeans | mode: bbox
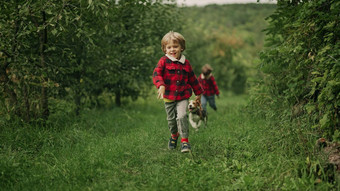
[201,95,217,111]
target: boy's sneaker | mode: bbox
[181,142,191,153]
[168,137,178,149]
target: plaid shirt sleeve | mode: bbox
[211,76,220,95]
[187,63,203,96]
[153,58,165,89]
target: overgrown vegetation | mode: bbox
[253,0,339,140]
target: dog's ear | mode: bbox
[198,101,202,110]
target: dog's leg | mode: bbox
[189,114,194,126]
[192,121,198,131]
[198,120,202,128]
[193,122,199,131]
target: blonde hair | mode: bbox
[161,31,186,53]
[202,64,213,72]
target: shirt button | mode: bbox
[177,70,180,74]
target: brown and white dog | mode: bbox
[188,100,207,130]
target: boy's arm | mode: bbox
[187,64,203,97]
[153,59,166,99]
[211,76,220,95]
[153,59,165,89]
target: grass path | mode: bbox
[0,95,336,190]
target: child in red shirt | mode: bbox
[153,31,203,153]
[198,64,220,111]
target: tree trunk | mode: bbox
[1,58,18,116]
[23,83,30,121]
[115,90,121,107]
[3,82,18,114]
[0,3,20,117]
[40,11,49,120]
[75,90,81,116]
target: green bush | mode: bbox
[255,0,339,140]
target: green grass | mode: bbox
[0,95,337,190]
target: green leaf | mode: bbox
[305,104,315,114]
[6,114,11,121]
[320,114,329,128]
[51,29,58,35]
[45,9,52,15]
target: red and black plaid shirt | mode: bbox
[198,74,219,96]
[153,55,203,101]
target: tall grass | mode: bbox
[0,94,337,190]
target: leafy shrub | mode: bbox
[256,0,339,139]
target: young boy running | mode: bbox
[153,31,203,153]
[198,64,220,112]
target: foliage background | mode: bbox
[0,1,276,123]
[0,0,180,123]
[181,4,276,94]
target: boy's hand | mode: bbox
[157,86,165,99]
[216,94,220,99]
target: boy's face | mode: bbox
[165,40,182,59]
[202,67,211,75]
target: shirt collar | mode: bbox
[165,54,186,64]
[201,73,212,79]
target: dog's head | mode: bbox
[188,100,199,112]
